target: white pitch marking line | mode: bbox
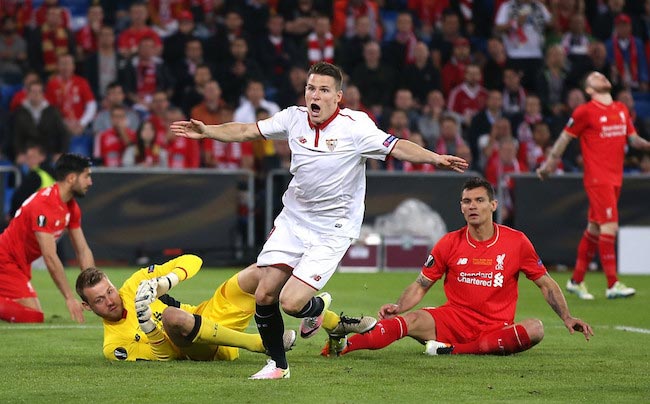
[614,326,650,334]
[0,324,103,330]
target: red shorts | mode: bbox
[0,263,38,299]
[422,305,510,344]
[585,185,621,224]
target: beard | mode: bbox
[72,188,87,198]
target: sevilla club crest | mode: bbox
[326,138,338,152]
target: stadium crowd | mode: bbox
[2,0,650,218]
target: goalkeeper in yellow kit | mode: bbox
[75,254,296,361]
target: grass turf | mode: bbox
[0,268,648,403]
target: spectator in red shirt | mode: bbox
[324,177,592,357]
[129,36,174,111]
[441,37,472,97]
[117,2,162,59]
[9,71,40,112]
[165,107,200,169]
[45,54,97,156]
[74,4,104,63]
[30,0,71,30]
[94,105,136,167]
[447,64,488,127]
[332,0,382,41]
[538,71,650,299]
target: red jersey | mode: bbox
[447,83,488,117]
[9,89,26,112]
[75,25,98,55]
[45,75,95,121]
[167,136,200,169]
[117,27,162,56]
[421,224,547,324]
[564,100,635,187]
[201,140,253,169]
[94,128,137,167]
[0,184,81,277]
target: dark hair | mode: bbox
[462,177,495,201]
[308,62,343,91]
[134,120,159,164]
[75,267,106,302]
[54,153,92,181]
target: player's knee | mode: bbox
[524,319,544,344]
[161,307,185,330]
[278,297,303,316]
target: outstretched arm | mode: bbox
[389,139,468,172]
[537,131,573,180]
[170,119,261,143]
[379,273,435,319]
[534,274,594,341]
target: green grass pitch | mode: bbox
[0,268,648,403]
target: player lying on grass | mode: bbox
[77,254,375,361]
[322,177,593,357]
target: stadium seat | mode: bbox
[380,10,398,42]
[634,100,650,119]
[0,84,22,112]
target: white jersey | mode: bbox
[257,106,398,238]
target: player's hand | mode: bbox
[135,297,156,333]
[433,154,469,173]
[66,297,85,324]
[564,317,594,341]
[135,279,158,306]
[536,164,552,180]
[378,303,400,320]
[169,119,206,140]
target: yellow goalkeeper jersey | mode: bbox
[102,254,202,361]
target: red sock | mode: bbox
[343,317,408,353]
[573,231,598,283]
[0,297,44,323]
[599,234,618,288]
[452,325,531,355]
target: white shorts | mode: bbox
[257,211,353,290]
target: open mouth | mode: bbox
[311,103,320,113]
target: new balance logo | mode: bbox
[456,258,468,265]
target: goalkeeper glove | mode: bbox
[135,279,158,305]
[135,298,156,333]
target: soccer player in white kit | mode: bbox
[170,62,469,379]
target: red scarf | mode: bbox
[613,34,638,83]
[137,60,158,98]
[137,144,161,165]
[41,24,69,73]
[307,31,334,64]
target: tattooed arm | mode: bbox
[378,273,435,319]
[534,274,594,341]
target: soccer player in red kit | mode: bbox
[323,177,592,357]
[0,154,95,323]
[537,72,650,300]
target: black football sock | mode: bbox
[255,302,287,369]
[288,296,324,318]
